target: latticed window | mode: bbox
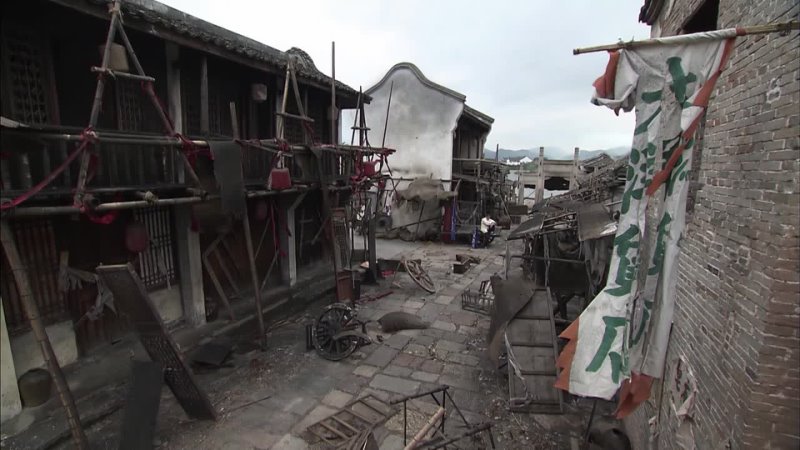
[0,219,65,332]
[115,79,144,131]
[133,207,178,290]
[1,26,55,124]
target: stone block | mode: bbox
[432,320,456,332]
[383,365,412,378]
[383,334,411,350]
[353,365,379,378]
[364,346,399,368]
[420,360,444,374]
[321,390,353,409]
[411,371,440,383]
[273,434,309,450]
[369,374,420,395]
[292,404,338,434]
[439,374,479,392]
[392,352,423,368]
[434,295,455,305]
[403,343,429,357]
[446,353,480,367]
[435,340,466,353]
[403,300,425,310]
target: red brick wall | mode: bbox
[624,1,800,449]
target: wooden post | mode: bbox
[330,41,337,145]
[382,81,394,148]
[230,103,266,349]
[571,147,580,190]
[517,161,524,205]
[200,56,209,135]
[495,143,500,162]
[536,146,545,203]
[0,221,89,449]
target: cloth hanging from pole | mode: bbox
[207,141,246,217]
[556,31,738,416]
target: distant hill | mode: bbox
[484,146,629,161]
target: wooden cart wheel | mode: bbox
[403,259,436,294]
[312,303,359,361]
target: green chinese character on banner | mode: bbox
[607,225,640,297]
[630,296,654,347]
[645,142,658,178]
[634,106,662,135]
[648,212,673,276]
[662,134,681,170]
[667,157,689,196]
[667,57,698,108]
[586,316,627,383]
[621,173,642,214]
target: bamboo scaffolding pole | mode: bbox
[330,41,337,146]
[3,195,211,217]
[3,126,388,158]
[404,407,445,450]
[382,81,394,148]
[231,102,267,349]
[0,220,89,449]
[74,1,121,208]
[573,21,799,55]
[3,185,354,218]
[350,88,362,146]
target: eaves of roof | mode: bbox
[49,0,362,98]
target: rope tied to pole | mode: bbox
[0,127,100,211]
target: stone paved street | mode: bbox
[54,237,603,450]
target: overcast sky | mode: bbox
[162,0,651,152]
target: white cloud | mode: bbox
[160,0,650,150]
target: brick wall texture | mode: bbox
[623,1,800,449]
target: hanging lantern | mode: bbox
[125,221,150,253]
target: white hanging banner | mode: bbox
[557,34,737,406]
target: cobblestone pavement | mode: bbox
[60,237,603,449]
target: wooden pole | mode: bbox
[230,102,266,349]
[573,21,799,55]
[495,143,500,162]
[404,407,445,450]
[0,220,89,449]
[571,147,580,190]
[517,160,524,205]
[381,81,394,148]
[350,88,362,146]
[74,1,121,207]
[330,41,337,146]
[200,56,209,134]
[413,201,425,241]
[536,146,545,203]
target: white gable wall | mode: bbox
[358,67,464,181]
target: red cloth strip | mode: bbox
[0,140,89,211]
